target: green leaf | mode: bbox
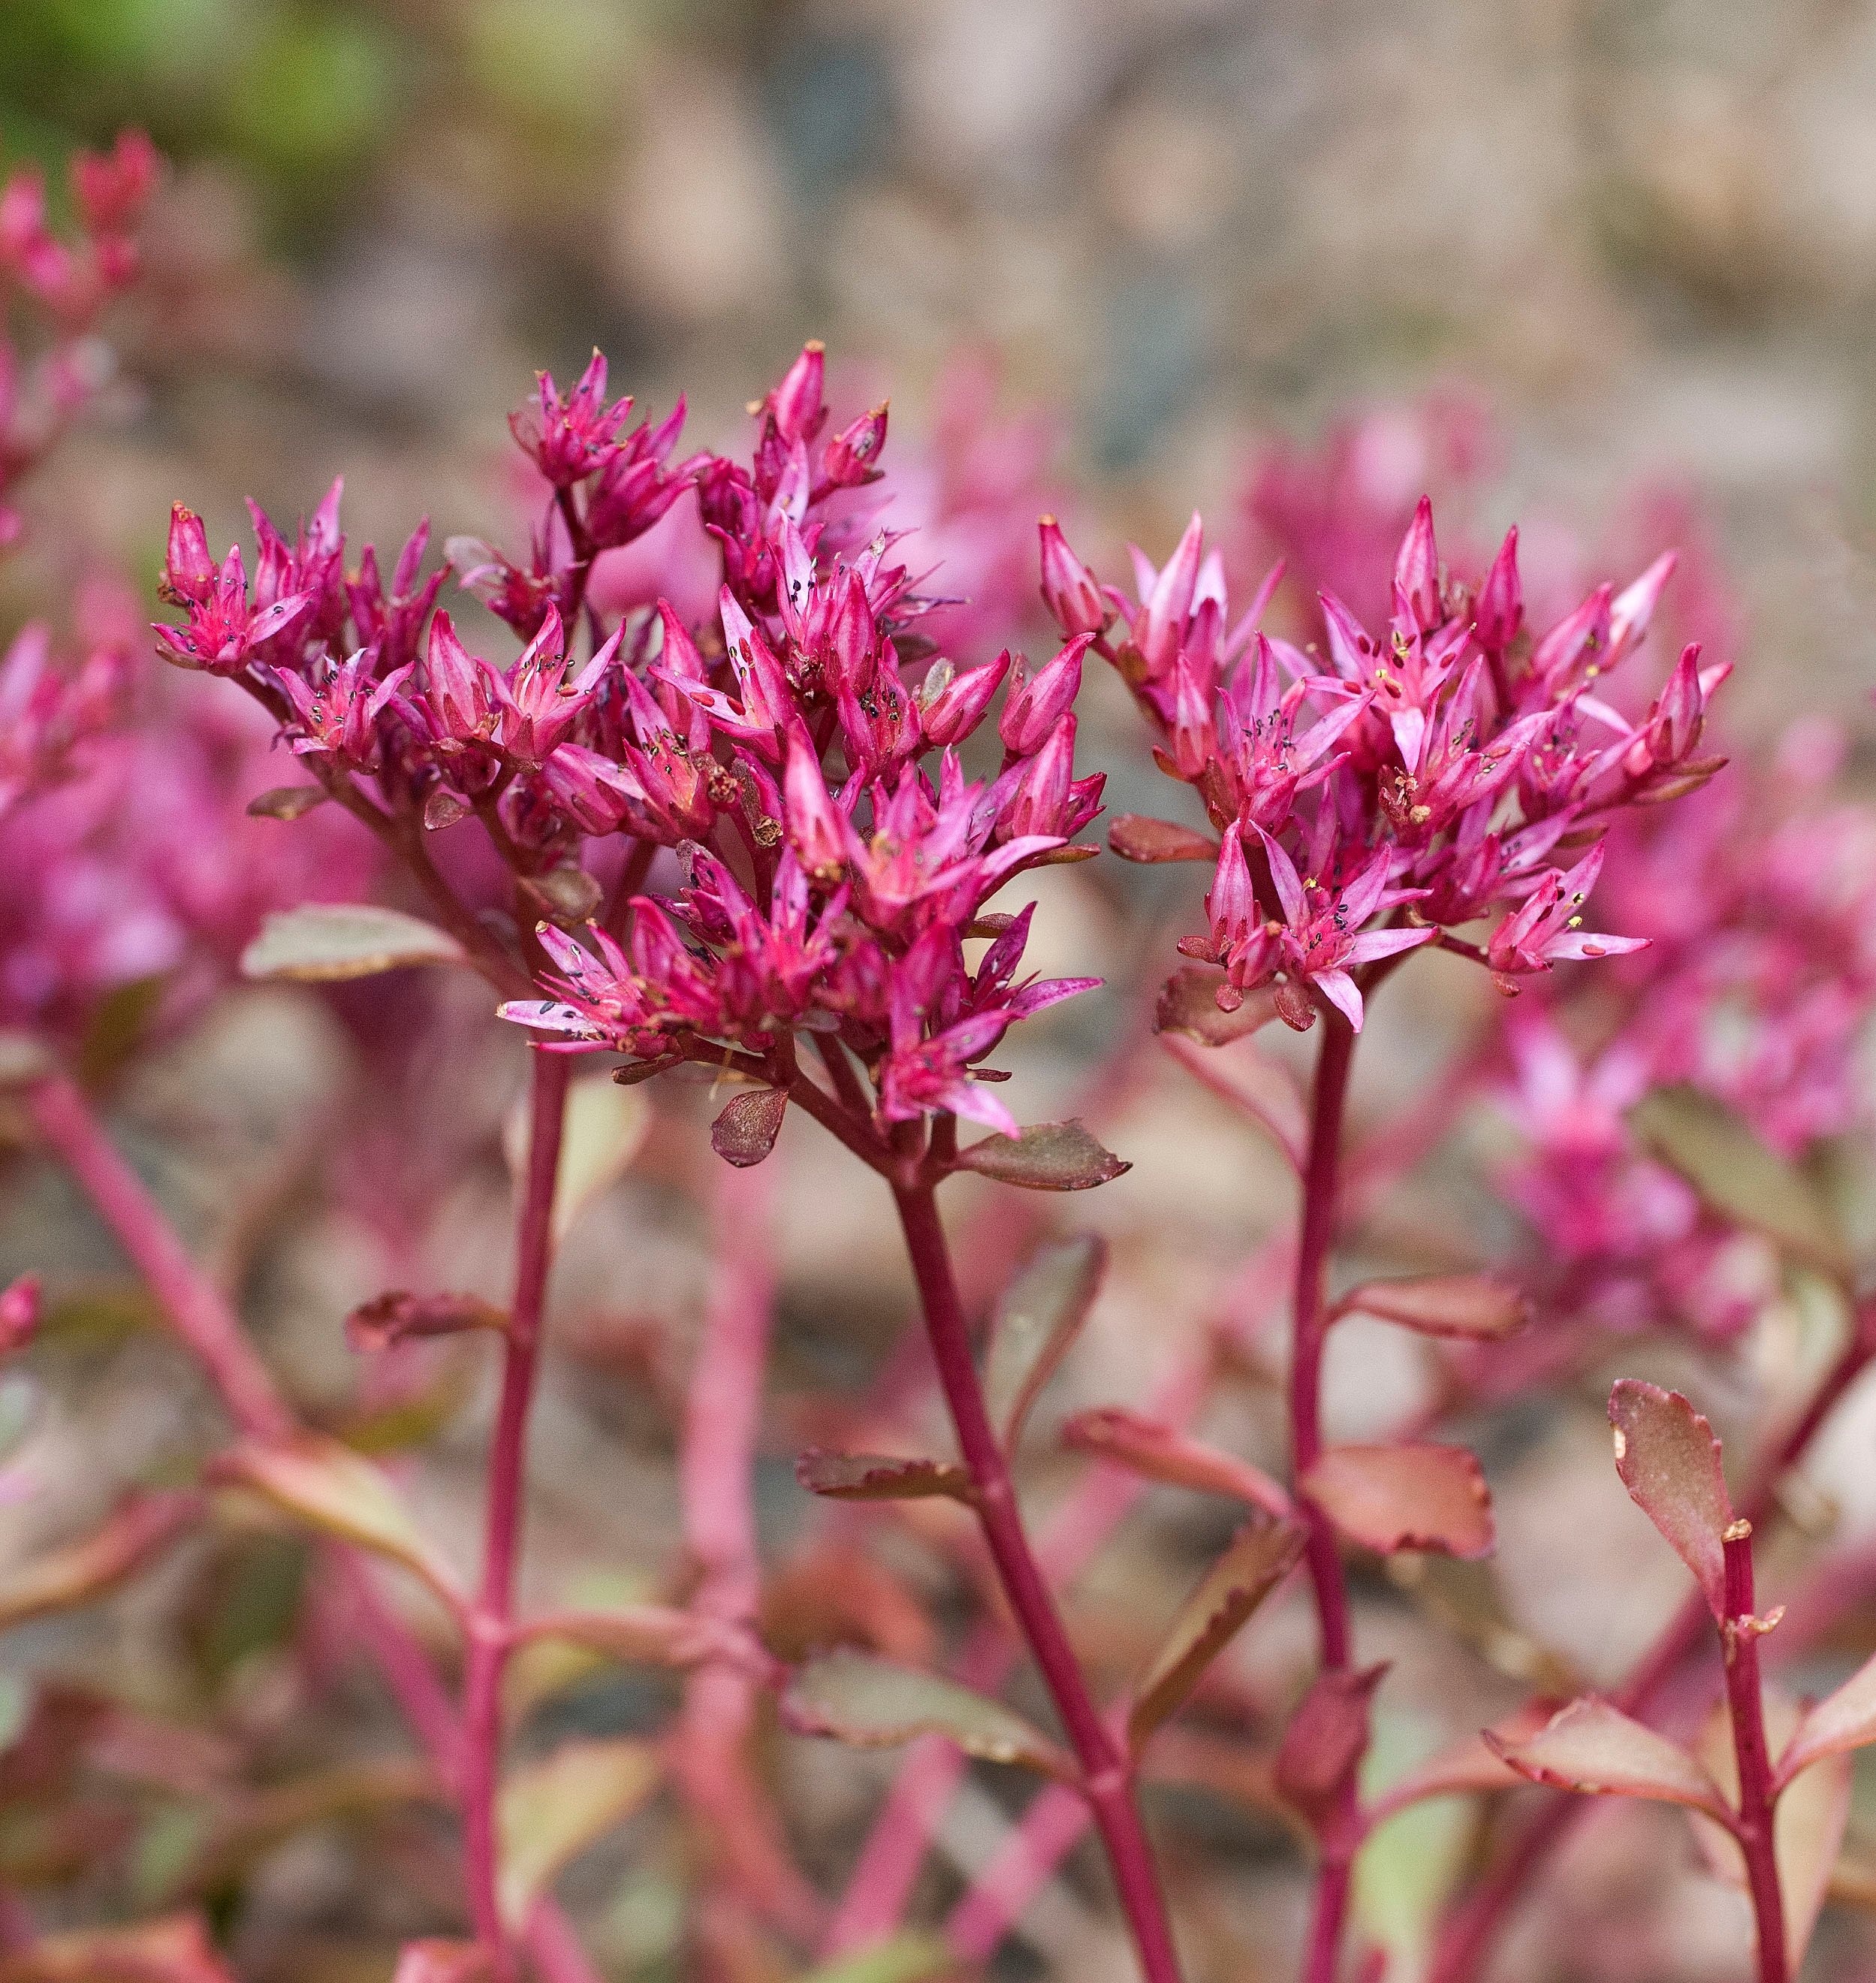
[213,1434,462,1610]
[1608,1380,1733,1619]
[985,1235,1105,1449]
[0,1372,38,1464]
[245,786,328,821]
[1485,1697,1732,1819]
[513,1604,763,1672]
[784,1649,1073,1779]
[1630,1085,1847,1274]
[794,1450,973,1504]
[1353,1715,1476,1968]
[1334,1272,1530,1342]
[241,904,466,982]
[1128,1519,1307,1750]
[790,1933,952,1983]
[953,1121,1130,1191]
[496,1737,660,1929]
[1301,1444,1495,1559]
[0,1489,200,1633]
[506,1073,649,1241]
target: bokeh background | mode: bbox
[11,0,1876,718]
[11,3,1876,1980]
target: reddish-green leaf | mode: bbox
[1776,1647,1876,1786]
[953,1121,1130,1191]
[240,904,466,981]
[711,1086,788,1167]
[1277,1665,1388,1836]
[0,1489,200,1633]
[496,1737,660,1927]
[1485,1697,1733,1819]
[985,1235,1105,1449]
[1334,1273,1530,1342]
[1302,1444,1494,1559]
[1369,1704,1555,1813]
[1128,1519,1307,1750]
[246,785,329,821]
[345,1290,508,1353]
[1608,1379,1733,1619]
[795,1449,973,1503]
[1061,1407,1292,1518]
[520,865,603,928]
[1630,1085,1847,1274]
[792,1934,952,1983]
[1154,968,1278,1046]
[784,1649,1073,1779]
[213,1433,463,1610]
[0,1914,237,1983]
[514,1605,765,1673]
[1108,815,1220,864]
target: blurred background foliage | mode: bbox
[6,0,1876,723]
[11,4,1876,1977]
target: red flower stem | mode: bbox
[671,1161,822,1939]
[1292,1013,1359,1983]
[1721,1523,1787,1983]
[463,1046,570,1969]
[891,1179,1185,1983]
[27,1065,601,1983]
[1431,1314,1874,1983]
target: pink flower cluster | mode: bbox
[1042,497,1729,1031]
[0,131,157,552]
[155,345,1104,1136]
[1494,724,1876,1340]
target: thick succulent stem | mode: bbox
[1292,1013,1359,1983]
[892,1179,1185,1983]
[1721,1522,1787,1983]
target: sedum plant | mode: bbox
[11,136,1876,1983]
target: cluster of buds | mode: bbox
[155,345,1105,1136]
[0,131,158,552]
[449,350,703,641]
[1042,497,1728,1031]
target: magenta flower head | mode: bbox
[1054,495,1724,1029]
[460,344,1108,1152]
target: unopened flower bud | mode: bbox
[918,650,1009,748]
[769,342,826,446]
[824,402,888,487]
[1000,635,1090,755]
[1038,517,1112,637]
